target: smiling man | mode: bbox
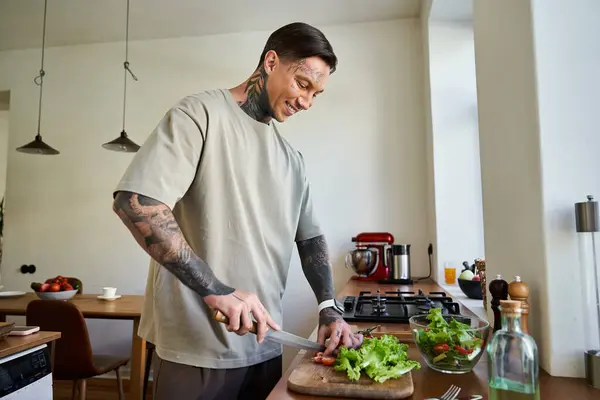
[112,22,362,400]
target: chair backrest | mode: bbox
[26,300,96,380]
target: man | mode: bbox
[112,22,362,400]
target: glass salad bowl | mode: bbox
[409,309,490,374]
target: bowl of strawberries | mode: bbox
[31,275,80,300]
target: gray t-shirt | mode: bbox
[114,89,323,369]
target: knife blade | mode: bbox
[264,328,326,352]
[212,310,326,352]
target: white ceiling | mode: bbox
[0,0,423,51]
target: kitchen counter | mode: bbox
[0,330,60,359]
[267,278,599,399]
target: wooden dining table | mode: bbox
[0,292,146,400]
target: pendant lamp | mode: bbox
[102,0,140,153]
[16,0,60,155]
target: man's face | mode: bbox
[263,52,331,122]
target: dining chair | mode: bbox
[26,299,130,400]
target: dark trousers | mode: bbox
[152,352,282,400]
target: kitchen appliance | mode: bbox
[212,310,325,352]
[345,232,395,281]
[379,244,413,285]
[0,344,53,399]
[341,288,461,324]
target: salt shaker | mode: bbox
[489,274,509,332]
[508,276,530,334]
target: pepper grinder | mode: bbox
[508,276,530,334]
[489,274,509,332]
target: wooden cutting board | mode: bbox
[287,331,416,399]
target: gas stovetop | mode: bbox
[341,289,461,324]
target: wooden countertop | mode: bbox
[268,279,600,399]
[0,331,61,358]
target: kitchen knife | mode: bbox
[212,310,326,352]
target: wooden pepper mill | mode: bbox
[508,276,530,334]
[489,274,509,332]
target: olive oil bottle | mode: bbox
[487,300,540,400]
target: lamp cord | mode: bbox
[33,0,48,138]
[122,0,138,133]
[416,243,433,281]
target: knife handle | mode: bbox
[212,310,258,334]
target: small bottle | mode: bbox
[487,300,540,400]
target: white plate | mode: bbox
[97,295,122,301]
[0,291,26,298]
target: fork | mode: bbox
[440,385,461,400]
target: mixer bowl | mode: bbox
[345,248,378,276]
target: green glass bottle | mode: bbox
[487,299,540,400]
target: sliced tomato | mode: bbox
[454,345,473,355]
[433,343,449,353]
[321,356,336,366]
[313,353,323,363]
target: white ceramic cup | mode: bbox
[102,287,117,298]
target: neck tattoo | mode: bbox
[238,66,274,123]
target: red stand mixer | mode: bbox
[345,232,395,281]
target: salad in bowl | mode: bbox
[409,308,490,374]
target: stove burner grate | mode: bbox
[341,289,460,324]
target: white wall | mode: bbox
[531,0,600,377]
[0,18,428,374]
[0,108,8,286]
[473,0,550,372]
[474,0,600,377]
[420,0,439,283]
[428,20,484,278]
[0,110,8,198]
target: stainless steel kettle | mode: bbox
[387,244,412,282]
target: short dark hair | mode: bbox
[257,22,338,73]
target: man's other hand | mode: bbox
[317,308,363,356]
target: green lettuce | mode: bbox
[414,308,483,368]
[333,334,421,383]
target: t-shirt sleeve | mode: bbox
[295,155,324,242]
[113,105,206,210]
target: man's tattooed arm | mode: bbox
[112,191,234,297]
[297,235,341,326]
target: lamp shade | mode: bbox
[575,195,599,233]
[102,130,140,153]
[16,134,60,155]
